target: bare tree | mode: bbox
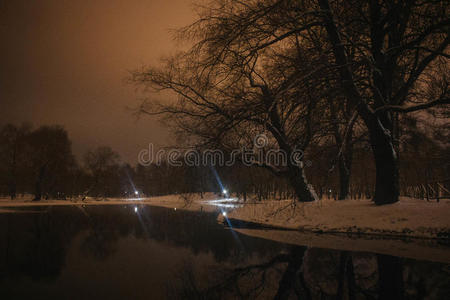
[136,0,448,204]
[317,0,449,204]
[27,126,75,201]
[0,123,31,199]
[131,2,351,202]
[83,146,121,198]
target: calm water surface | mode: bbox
[0,205,449,299]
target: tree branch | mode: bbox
[374,97,450,113]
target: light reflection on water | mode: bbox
[201,197,244,209]
[0,205,448,299]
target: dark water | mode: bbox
[0,205,449,299]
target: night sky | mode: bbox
[0,0,195,163]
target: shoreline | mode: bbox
[222,217,450,242]
[1,195,449,241]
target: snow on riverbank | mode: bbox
[1,195,449,239]
[222,197,450,239]
[233,228,450,263]
[0,193,227,213]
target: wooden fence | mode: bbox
[403,179,450,202]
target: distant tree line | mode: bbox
[1,121,448,201]
[0,124,123,200]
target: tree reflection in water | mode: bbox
[0,205,449,299]
[168,247,450,299]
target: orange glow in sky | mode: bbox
[0,0,196,162]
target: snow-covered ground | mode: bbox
[1,194,449,262]
[0,193,227,213]
[233,228,450,263]
[221,197,450,239]
[1,195,449,240]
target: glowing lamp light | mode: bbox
[134,191,139,195]
[134,206,138,213]
[223,189,227,194]
[222,211,227,217]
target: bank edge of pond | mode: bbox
[229,226,450,264]
[2,196,449,242]
[220,216,450,263]
[222,197,450,241]
[223,216,450,242]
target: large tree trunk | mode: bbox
[317,0,399,205]
[289,165,318,202]
[367,116,399,205]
